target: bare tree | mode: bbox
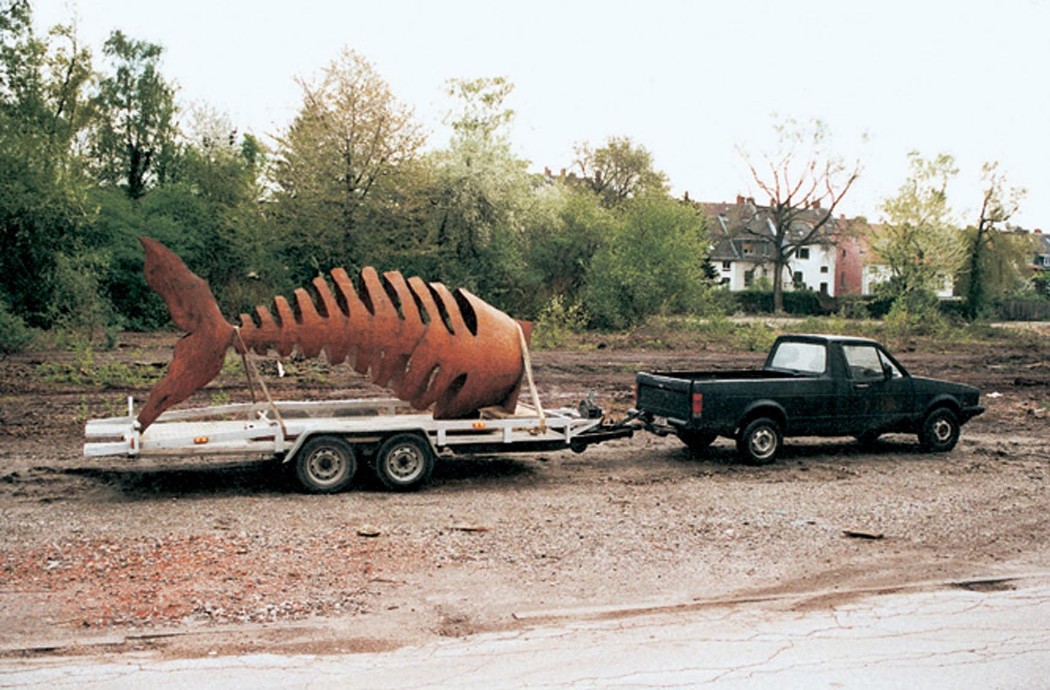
[739,118,860,312]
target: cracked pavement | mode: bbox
[3,574,1048,689]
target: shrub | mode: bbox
[0,296,34,356]
[733,289,824,315]
[532,295,588,349]
[584,196,709,329]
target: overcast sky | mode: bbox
[34,0,1050,229]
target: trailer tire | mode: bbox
[375,433,434,492]
[294,435,357,494]
[737,417,781,465]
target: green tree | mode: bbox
[871,152,966,309]
[524,185,612,308]
[272,48,424,281]
[419,76,535,312]
[960,162,1026,320]
[90,30,177,199]
[94,108,271,329]
[444,75,514,139]
[585,196,709,329]
[0,5,95,326]
[168,107,272,313]
[738,117,860,313]
[573,136,668,207]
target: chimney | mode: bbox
[811,199,821,209]
[736,194,745,205]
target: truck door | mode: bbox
[841,344,913,434]
[767,340,837,434]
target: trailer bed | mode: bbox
[84,397,631,492]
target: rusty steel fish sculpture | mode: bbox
[136,238,531,431]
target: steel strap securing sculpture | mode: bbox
[136,238,532,431]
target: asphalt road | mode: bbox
[3,573,1048,689]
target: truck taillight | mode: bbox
[691,392,703,417]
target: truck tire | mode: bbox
[294,435,356,494]
[375,433,434,492]
[737,417,781,465]
[677,430,717,456]
[919,408,959,452]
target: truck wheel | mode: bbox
[294,436,356,494]
[919,408,959,452]
[677,430,717,455]
[375,433,434,492]
[737,417,781,465]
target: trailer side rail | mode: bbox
[84,398,606,460]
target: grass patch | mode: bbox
[538,314,1046,354]
[37,343,162,389]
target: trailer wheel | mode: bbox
[294,436,356,494]
[737,417,781,465]
[375,433,434,492]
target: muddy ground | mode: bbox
[0,326,1047,658]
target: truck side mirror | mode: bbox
[882,362,894,380]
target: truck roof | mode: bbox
[776,333,881,346]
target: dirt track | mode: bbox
[0,328,1047,657]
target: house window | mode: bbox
[742,243,753,256]
[820,265,829,273]
[820,282,828,294]
[744,270,754,288]
[792,271,804,287]
[797,247,810,260]
[721,261,731,272]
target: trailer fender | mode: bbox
[282,428,438,464]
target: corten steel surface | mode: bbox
[136,238,531,431]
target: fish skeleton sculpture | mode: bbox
[136,238,531,431]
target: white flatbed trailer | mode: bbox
[84,397,631,493]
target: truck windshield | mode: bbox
[768,342,826,375]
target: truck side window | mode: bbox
[769,342,826,375]
[843,345,884,381]
[878,349,903,378]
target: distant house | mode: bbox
[701,196,844,297]
[837,221,957,299]
[1031,231,1050,271]
[697,198,968,299]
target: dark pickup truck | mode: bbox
[634,334,984,464]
